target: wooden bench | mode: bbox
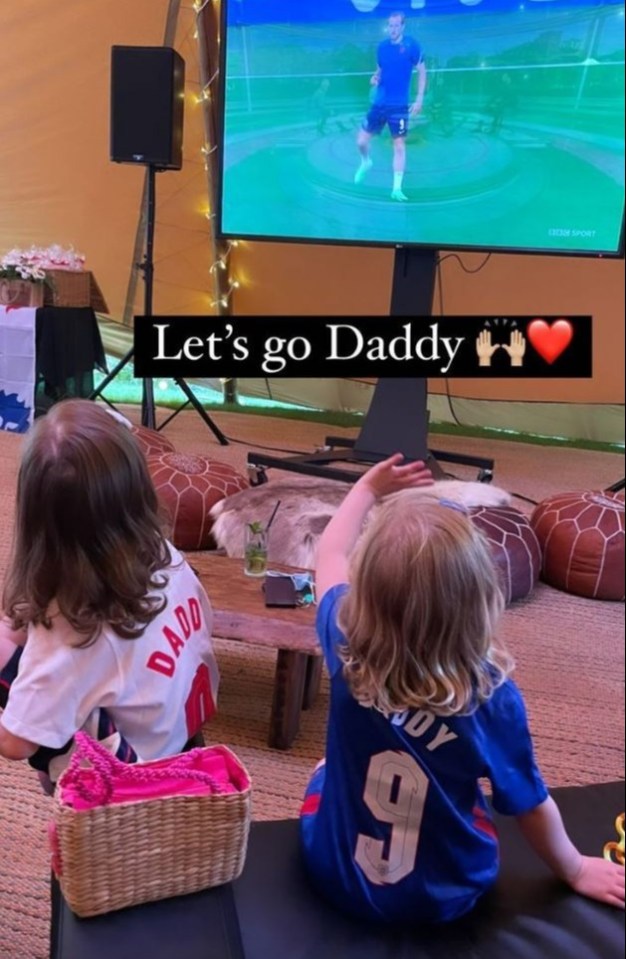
[51,782,626,959]
[187,553,322,750]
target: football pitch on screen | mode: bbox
[221,11,625,253]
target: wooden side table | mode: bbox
[189,553,322,750]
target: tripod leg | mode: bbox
[141,378,156,430]
[88,348,156,431]
[606,478,625,494]
[173,378,229,446]
[89,348,133,401]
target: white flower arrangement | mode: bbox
[0,245,86,282]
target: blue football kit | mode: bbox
[364,37,423,138]
[376,36,423,106]
[300,584,548,924]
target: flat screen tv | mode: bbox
[217,0,625,257]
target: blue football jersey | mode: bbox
[375,37,423,107]
[300,584,548,924]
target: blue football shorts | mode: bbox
[363,104,410,138]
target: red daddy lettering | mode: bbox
[146,597,202,677]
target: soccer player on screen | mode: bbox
[354,12,427,201]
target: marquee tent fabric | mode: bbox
[1,0,624,443]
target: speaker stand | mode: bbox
[247,248,494,485]
[90,165,227,445]
[606,478,625,494]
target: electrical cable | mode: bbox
[438,252,492,273]
[220,434,313,456]
[510,492,539,507]
[435,252,493,428]
[424,464,539,505]
[435,255,464,427]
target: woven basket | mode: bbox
[42,269,109,312]
[43,269,92,308]
[88,272,109,313]
[52,736,251,918]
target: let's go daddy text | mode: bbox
[133,315,591,379]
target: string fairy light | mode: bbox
[209,240,237,274]
[209,277,240,309]
[193,0,243,317]
[201,69,219,97]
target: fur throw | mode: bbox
[210,476,511,569]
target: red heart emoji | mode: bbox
[527,319,574,364]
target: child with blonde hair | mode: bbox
[0,399,218,782]
[300,454,624,923]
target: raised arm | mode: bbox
[315,453,433,601]
[517,796,625,909]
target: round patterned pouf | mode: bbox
[470,506,541,604]
[530,490,625,600]
[130,425,176,459]
[147,452,248,550]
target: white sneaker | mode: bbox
[391,188,408,202]
[354,157,373,184]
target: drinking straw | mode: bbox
[266,500,281,531]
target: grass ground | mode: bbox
[92,362,623,455]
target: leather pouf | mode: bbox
[147,452,248,550]
[130,425,176,459]
[470,506,541,604]
[530,490,625,600]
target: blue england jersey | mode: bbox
[375,36,423,107]
[300,585,548,925]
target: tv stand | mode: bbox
[247,248,494,486]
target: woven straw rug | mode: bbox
[0,407,624,959]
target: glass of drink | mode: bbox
[244,522,269,577]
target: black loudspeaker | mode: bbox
[110,46,185,170]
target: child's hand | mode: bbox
[357,453,434,500]
[568,855,625,909]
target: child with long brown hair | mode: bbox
[300,454,624,923]
[0,400,218,782]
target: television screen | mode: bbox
[218,0,625,256]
